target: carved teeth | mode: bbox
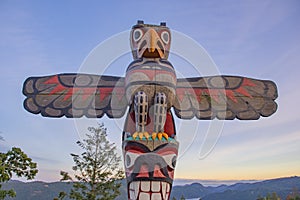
[140,192,150,200]
[129,181,170,200]
[130,190,135,200]
[130,182,134,189]
[152,193,161,199]
[165,193,169,199]
[133,181,140,196]
[141,181,150,192]
[161,182,166,199]
[151,181,160,192]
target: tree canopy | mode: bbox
[0,147,38,199]
[56,123,124,200]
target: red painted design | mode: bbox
[43,75,125,102]
[136,165,150,178]
[243,78,256,87]
[226,90,238,103]
[63,88,79,100]
[207,89,221,103]
[124,112,175,136]
[113,87,126,101]
[81,88,97,100]
[44,75,59,84]
[126,69,176,81]
[175,88,187,102]
[235,87,252,98]
[48,83,66,96]
[44,76,66,96]
[153,165,166,178]
[176,78,257,104]
[98,88,113,101]
[193,89,202,102]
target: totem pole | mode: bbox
[22,21,278,200]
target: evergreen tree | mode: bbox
[56,123,124,200]
[0,147,38,199]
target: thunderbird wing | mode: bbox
[174,75,278,120]
[23,73,128,118]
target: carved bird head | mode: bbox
[130,20,171,60]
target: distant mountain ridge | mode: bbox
[1,176,299,200]
[172,176,300,200]
[173,178,259,187]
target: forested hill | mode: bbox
[1,176,299,200]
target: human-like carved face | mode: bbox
[130,21,171,60]
[123,140,178,200]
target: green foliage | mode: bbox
[56,123,124,200]
[0,147,38,199]
[0,185,16,199]
[53,191,67,200]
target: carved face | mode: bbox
[123,140,178,200]
[130,21,171,60]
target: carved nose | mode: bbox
[136,164,150,178]
[153,165,166,178]
[132,153,169,179]
[136,164,166,179]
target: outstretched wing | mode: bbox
[23,73,128,118]
[174,76,278,120]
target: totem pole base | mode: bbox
[122,137,179,200]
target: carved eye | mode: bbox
[125,152,140,168]
[163,154,177,169]
[133,29,143,42]
[161,31,170,44]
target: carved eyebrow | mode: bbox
[124,141,151,153]
[154,144,178,154]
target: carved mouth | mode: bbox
[141,48,163,58]
[128,181,171,200]
[138,40,165,58]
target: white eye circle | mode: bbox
[163,154,177,169]
[161,31,170,44]
[133,29,143,42]
[125,152,140,168]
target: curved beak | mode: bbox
[149,29,158,53]
[137,28,165,58]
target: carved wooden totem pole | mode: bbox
[22,21,278,200]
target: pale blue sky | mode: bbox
[0,1,299,182]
